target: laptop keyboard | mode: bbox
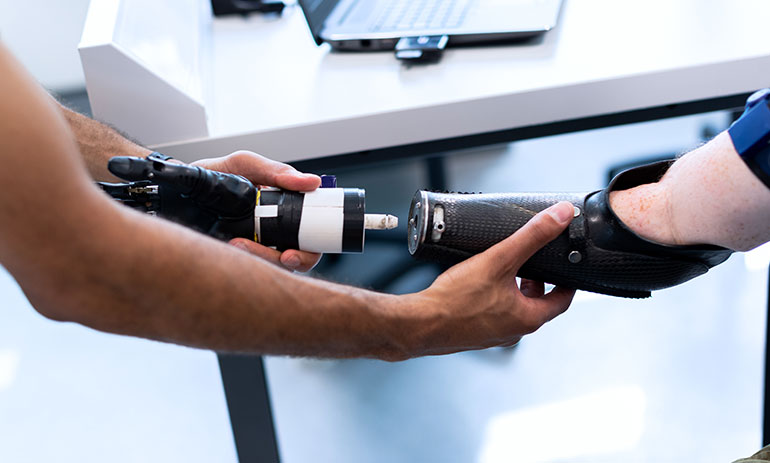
[371,0,473,32]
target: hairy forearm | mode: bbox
[9,199,410,359]
[58,104,151,182]
[29,203,409,359]
[610,131,770,251]
[3,161,411,358]
[0,44,409,359]
[5,162,412,358]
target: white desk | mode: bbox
[135,0,770,162]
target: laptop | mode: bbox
[298,0,563,59]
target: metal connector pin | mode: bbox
[364,214,399,230]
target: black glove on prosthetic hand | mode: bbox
[407,161,733,298]
[106,155,257,242]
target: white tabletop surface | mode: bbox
[155,0,770,162]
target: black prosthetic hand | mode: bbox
[99,155,398,253]
[407,161,733,298]
[101,155,257,242]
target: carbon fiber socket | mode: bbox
[405,187,733,299]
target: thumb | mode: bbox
[273,170,321,192]
[225,151,319,191]
[199,151,321,192]
[487,201,575,275]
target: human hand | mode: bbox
[193,150,322,272]
[397,201,577,358]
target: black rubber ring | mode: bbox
[276,191,303,251]
[342,189,365,253]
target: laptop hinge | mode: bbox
[395,35,448,64]
[211,0,286,16]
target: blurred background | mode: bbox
[0,0,91,102]
[1,1,769,462]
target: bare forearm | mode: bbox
[58,104,151,181]
[0,45,404,359]
[610,131,770,251]
[112,213,407,358]
[9,188,409,358]
[4,153,410,358]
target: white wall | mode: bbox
[0,0,91,91]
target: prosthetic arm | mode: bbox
[99,154,397,253]
[406,172,732,299]
[406,88,770,298]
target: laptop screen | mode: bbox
[297,0,338,45]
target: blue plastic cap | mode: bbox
[320,175,337,188]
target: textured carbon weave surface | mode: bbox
[411,191,711,298]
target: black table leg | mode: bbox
[762,269,770,446]
[218,354,280,463]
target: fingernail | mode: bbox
[285,256,301,270]
[233,242,248,251]
[547,201,574,224]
